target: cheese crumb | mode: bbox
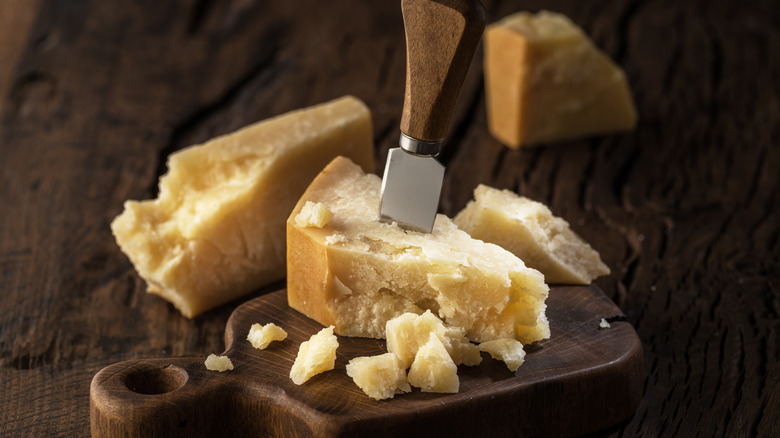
[346,353,411,401]
[204,354,234,372]
[386,310,481,369]
[294,201,333,228]
[247,322,288,350]
[407,333,459,393]
[599,318,611,329]
[290,326,339,385]
[478,338,526,372]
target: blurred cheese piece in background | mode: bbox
[111,96,375,318]
[484,10,637,148]
[454,184,610,284]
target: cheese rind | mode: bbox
[484,10,637,147]
[346,353,412,400]
[247,322,288,350]
[454,185,609,284]
[289,326,339,385]
[286,157,550,344]
[111,96,374,317]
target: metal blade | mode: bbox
[379,147,444,233]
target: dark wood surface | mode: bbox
[1,0,778,437]
[90,286,642,438]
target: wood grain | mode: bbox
[400,0,486,142]
[90,286,642,438]
[1,0,778,437]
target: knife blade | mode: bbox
[379,0,486,233]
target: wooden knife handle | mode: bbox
[399,0,486,143]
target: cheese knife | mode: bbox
[379,0,486,233]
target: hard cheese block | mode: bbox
[484,10,637,148]
[111,96,375,317]
[454,184,609,284]
[286,156,550,344]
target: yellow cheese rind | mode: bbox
[247,322,288,350]
[484,10,637,148]
[346,353,412,401]
[454,184,610,284]
[111,96,375,317]
[289,326,339,385]
[407,334,459,393]
[286,157,550,344]
[478,338,526,372]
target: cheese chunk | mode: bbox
[247,322,288,350]
[289,326,339,385]
[454,184,610,284]
[286,156,550,344]
[111,96,375,317]
[386,310,481,368]
[346,353,411,401]
[294,201,334,228]
[204,354,233,372]
[407,334,459,393]
[478,338,526,372]
[484,10,637,147]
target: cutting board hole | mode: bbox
[124,364,188,395]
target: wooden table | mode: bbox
[1,0,778,436]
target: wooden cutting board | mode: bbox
[90,285,643,437]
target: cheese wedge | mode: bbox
[484,10,637,147]
[454,184,610,284]
[111,96,374,317]
[286,156,550,344]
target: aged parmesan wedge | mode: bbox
[286,156,550,344]
[454,184,609,284]
[346,353,411,401]
[289,326,339,385]
[484,10,637,147]
[111,96,374,317]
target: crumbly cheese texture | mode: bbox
[289,326,339,385]
[294,201,333,228]
[454,185,610,284]
[407,334,459,393]
[111,96,375,317]
[287,156,550,344]
[247,322,288,350]
[386,310,481,368]
[478,338,526,372]
[204,354,234,372]
[484,10,637,148]
[346,353,412,401]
